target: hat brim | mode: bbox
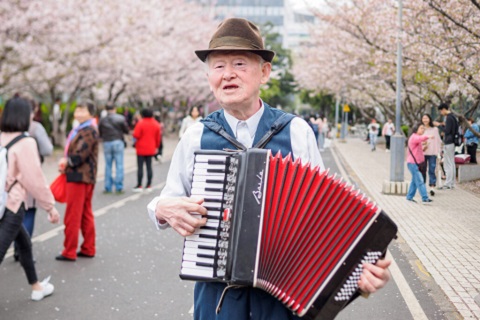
[195,48,275,63]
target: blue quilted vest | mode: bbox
[200,104,294,157]
[194,104,300,320]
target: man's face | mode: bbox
[439,108,447,116]
[206,51,271,111]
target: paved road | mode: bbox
[0,142,458,319]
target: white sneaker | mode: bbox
[132,186,143,193]
[31,276,54,301]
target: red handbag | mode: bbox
[50,174,67,203]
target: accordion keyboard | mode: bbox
[180,153,237,280]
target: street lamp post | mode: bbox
[334,93,340,140]
[390,0,405,182]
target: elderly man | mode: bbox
[147,18,391,319]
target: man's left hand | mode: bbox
[358,259,391,294]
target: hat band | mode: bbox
[209,36,262,50]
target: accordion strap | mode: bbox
[202,121,247,151]
[253,113,295,149]
[202,113,296,151]
[215,284,247,314]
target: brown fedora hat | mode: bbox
[195,18,275,63]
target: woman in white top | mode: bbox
[179,106,203,139]
[421,114,442,195]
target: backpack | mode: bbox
[453,116,463,147]
[0,133,28,220]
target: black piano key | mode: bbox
[206,179,225,184]
[205,187,226,192]
[208,169,226,173]
[200,225,219,231]
[198,253,216,259]
[198,244,216,250]
[204,198,223,203]
[208,160,227,165]
[196,262,214,268]
[199,233,220,239]
[206,215,221,220]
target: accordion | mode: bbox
[180,149,397,320]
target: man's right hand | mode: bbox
[155,197,207,237]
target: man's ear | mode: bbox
[260,62,272,84]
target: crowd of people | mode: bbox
[0,93,169,300]
[363,102,479,204]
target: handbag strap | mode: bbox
[408,146,420,166]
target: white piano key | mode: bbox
[193,228,218,236]
[193,169,226,176]
[194,163,227,170]
[185,235,218,243]
[183,247,216,256]
[191,188,224,197]
[182,254,215,264]
[193,175,226,183]
[184,241,216,250]
[182,260,214,269]
[195,154,229,163]
[190,193,223,200]
[192,181,225,189]
[180,267,214,278]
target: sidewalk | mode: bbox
[333,137,480,319]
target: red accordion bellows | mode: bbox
[257,153,377,313]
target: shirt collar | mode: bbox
[224,101,265,140]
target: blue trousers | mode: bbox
[423,155,437,187]
[194,282,301,320]
[406,163,429,201]
[103,140,125,192]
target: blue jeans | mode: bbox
[424,155,437,187]
[406,163,429,201]
[103,140,125,192]
[369,133,377,149]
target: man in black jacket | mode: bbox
[98,103,130,194]
[437,103,457,189]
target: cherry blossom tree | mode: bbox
[1,0,216,145]
[293,0,480,131]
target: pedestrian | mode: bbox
[464,118,479,164]
[132,108,161,193]
[421,114,442,195]
[406,123,434,204]
[382,118,395,152]
[13,99,54,261]
[367,118,380,151]
[308,114,322,145]
[321,116,329,150]
[98,102,129,194]
[146,17,391,320]
[153,111,164,162]
[56,101,99,261]
[179,106,203,139]
[434,103,457,189]
[0,96,60,301]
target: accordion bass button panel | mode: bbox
[333,251,382,302]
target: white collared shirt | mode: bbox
[147,101,324,229]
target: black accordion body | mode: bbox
[180,149,398,319]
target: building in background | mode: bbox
[193,0,317,49]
